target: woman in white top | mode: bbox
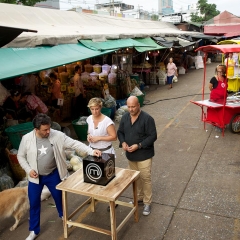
[86,98,117,155]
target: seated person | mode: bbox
[209,64,228,104]
[2,89,21,120]
[19,92,48,120]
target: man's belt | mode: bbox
[91,144,112,152]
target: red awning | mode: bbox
[224,32,240,38]
[195,44,240,53]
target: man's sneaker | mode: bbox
[143,204,151,216]
[129,200,144,205]
[25,231,38,240]
[61,217,73,228]
[107,204,119,212]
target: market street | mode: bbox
[1,62,240,240]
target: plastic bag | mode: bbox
[130,86,144,97]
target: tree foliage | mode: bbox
[151,14,159,21]
[0,0,45,6]
[191,0,220,23]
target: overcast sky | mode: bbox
[119,0,239,16]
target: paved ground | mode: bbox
[1,62,240,240]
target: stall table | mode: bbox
[56,167,140,240]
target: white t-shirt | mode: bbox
[86,115,115,155]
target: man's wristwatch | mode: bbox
[138,143,142,149]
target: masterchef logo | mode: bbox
[86,163,102,182]
[106,160,115,179]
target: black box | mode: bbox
[83,153,115,186]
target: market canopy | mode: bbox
[153,36,196,48]
[195,44,240,54]
[0,3,202,48]
[0,26,37,48]
[0,43,115,80]
[79,38,166,52]
[133,38,166,52]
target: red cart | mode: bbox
[191,44,240,136]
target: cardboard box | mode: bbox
[83,153,115,186]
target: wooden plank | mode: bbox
[57,168,140,201]
[70,221,111,235]
[62,191,68,238]
[133,180,139,223]
[116,207,136,233]
[91,197,95,212]
[68,197,92,219]
[109,201,117,240]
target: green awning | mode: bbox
[0,43,115,80]
[79,38,151,51]
[133,38,166,52]
[79,38,163,52]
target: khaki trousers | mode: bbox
[128,158,152,205]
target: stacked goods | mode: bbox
[178,66,186,74]
[66,64,75,76]
[108,72,117,85]
[59,72,69,83]
[93,64,102,74]
[58,66,66,73]
[102,64,111,74]
[194,56,204,69]
[89,72,99,82]
[84,63,93,73]
[158,62,166,71]
[99,72,108,82]
[156,69,166,85]
[111,65,118,73]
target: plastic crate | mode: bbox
[5,122,34,149]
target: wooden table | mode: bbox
[56,167,140,240]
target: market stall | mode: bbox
[191,44,240,136]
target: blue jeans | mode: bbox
[28,168,63,234]
[167,75,174,85]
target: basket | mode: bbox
[5,122,34,149]
[5,148,26,181]
[72,120,88,141]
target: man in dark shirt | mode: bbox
[117,96,157,216]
